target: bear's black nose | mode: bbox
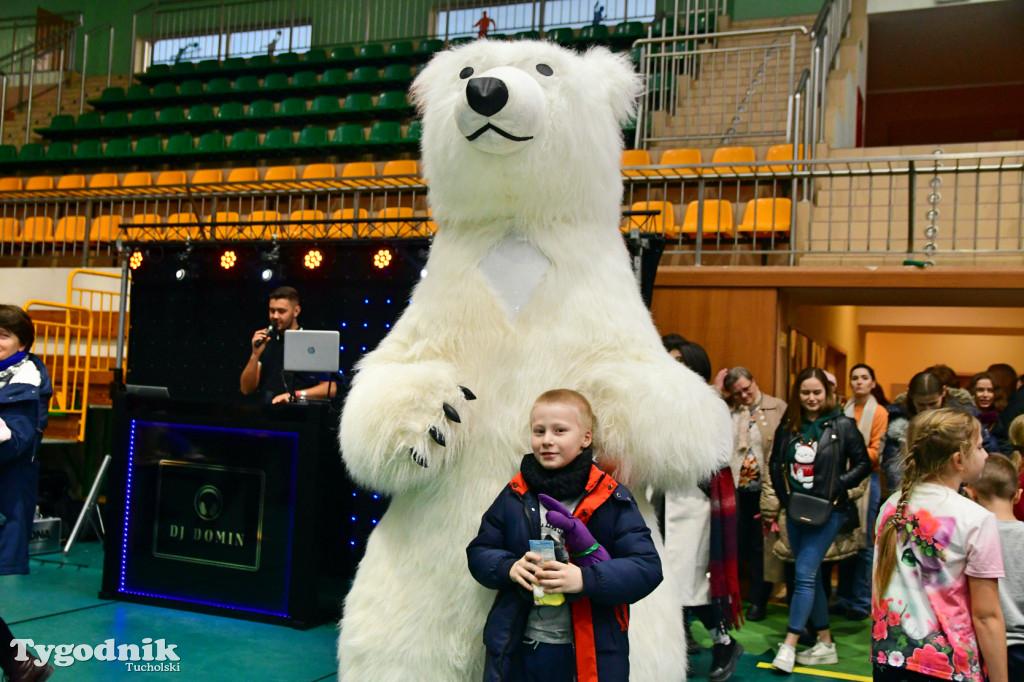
[466,77,508,117]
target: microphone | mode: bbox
[254,323,275,348]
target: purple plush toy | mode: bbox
[537,493,612,566]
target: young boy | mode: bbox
[467,389,662,681]
[971,455,1024,679]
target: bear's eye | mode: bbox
[536,64,553,76]
[459,67,474,79]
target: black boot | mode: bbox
[709,639,743,682]
[2,652,54,682]
[683,618,701,655]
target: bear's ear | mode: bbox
[582,47,643,126]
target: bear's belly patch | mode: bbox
[477,236,551,320]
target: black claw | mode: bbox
[429,427,446,447]
[410,448,429,468]
[459,385,477,400]
[443,402,461,423]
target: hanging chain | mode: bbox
[922,148,943,263]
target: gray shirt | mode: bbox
[997,520,1024,647]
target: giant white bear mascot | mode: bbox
[338,39,732,681]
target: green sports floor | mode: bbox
[5,542,872,681]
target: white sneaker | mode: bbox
[772,644,795,674]
[795,640,838,666]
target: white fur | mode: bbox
[337,40,732,681]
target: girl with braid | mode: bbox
[872,408,1007,682]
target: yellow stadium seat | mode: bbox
[301,164,336,180]
[155,170,187,186]
[709,146,756,175]
[227,167,259,183]
[341,162,376,178]
[329,208,367,238]
[381,159,418,176]
[621,149,654,177]
[88,173,119,189]
[56,175,85,190]
[124,213,163,241]
[0,177,22,192]
[264,166,297,182]
[52,215,89,243]
[288,209,325,239]
[248,210,282,239]
[682,200,734,238]
[208,211,241,240]
[374,207,416,238]
[22,216,54,241]
[25,176,54,191]
[658,148,703,175]
[0,217,20,240]
[624,201,677,237]
[738,198,792,238]
[122,172,152,188]
[757,144,805,173]
[190,169,223,185]
[90,215,123,243]
[166,213,202,240]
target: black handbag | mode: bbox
[786,491,835,527]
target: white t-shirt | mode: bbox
[872,483,1004,682]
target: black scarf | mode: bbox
[519,448,594,500]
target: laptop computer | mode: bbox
[283,330,340,373]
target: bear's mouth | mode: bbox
[465,123,534,143]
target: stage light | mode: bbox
[129,251,144,270]
[220,250,237,269]
[260,268,274,282]
[303,249,323,269]
[174,268,186,281]
[373,248,392,269]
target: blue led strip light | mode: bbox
[119,419,137,592]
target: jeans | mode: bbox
[785,508,846,635]
[510,641,575,681]
[835,472,880,613]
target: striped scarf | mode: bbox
[706,466,742,629]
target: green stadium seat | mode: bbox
[341,92,372,113]
[404,119,422,143]
[276,52,300,66]
[247,99,276,119]
[330,46,356,61]
[171,61,195,76]
[247,55,272,70]
[217,101,245,119]
[158,106,185,125]
[358,43,385,60]
[262,128,294,149]
[98,86,125,102]
[152,82,177,98]
[366,120,401,145]
[206,77,233,95]
[449,36,474,47]
[48,114,74,130]
[262,73,290,91]
[415,39,443,55]
[165,133,194,156]
[45,141,73,160]
[332,124,364,146]
[102,110,128,128]
[613,21,644,40]
[179,79,204,97]
[374,90,408,113]
[279,97,308,120]
[133,136,163,156]
[127,84,152,100]
[0,145,14,164]
[514,30,541,40]
[381,63,412,83]
[323,68,348,87]
[310,95,340,114]
[577,24,610,42]
[103,138,133,158]
[18,143,44,162]
[197,131,226,154]
[146,64,171,78]
[292,70,318,89]
[74,139,102,160]
[197,59,220,73]
[129,108,156,127]
[188,103,214,123]
[223,57,246,71]
[485,34,508,41]
[227,130,259,154]
[76,112,101,129]
[235,75,260,91]
[350,66,379,85]
[303,48,327,63]
[545,27,575,43]
[296,126,328,148]
[387,41,414,57]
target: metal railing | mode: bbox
[67,269,129,377]
[809,0,851,145]
[79,24,115,115]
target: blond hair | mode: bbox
[874,409,980,597]
[1010,414,1024,464]
[532,389,595,432]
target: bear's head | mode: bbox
[794,443,817,463]
[411,40,641,232]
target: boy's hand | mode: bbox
[535,560,583,595]
[510,551,542,590]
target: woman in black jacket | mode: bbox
[768,367,870,674]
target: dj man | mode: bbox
[240,286,335,404]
